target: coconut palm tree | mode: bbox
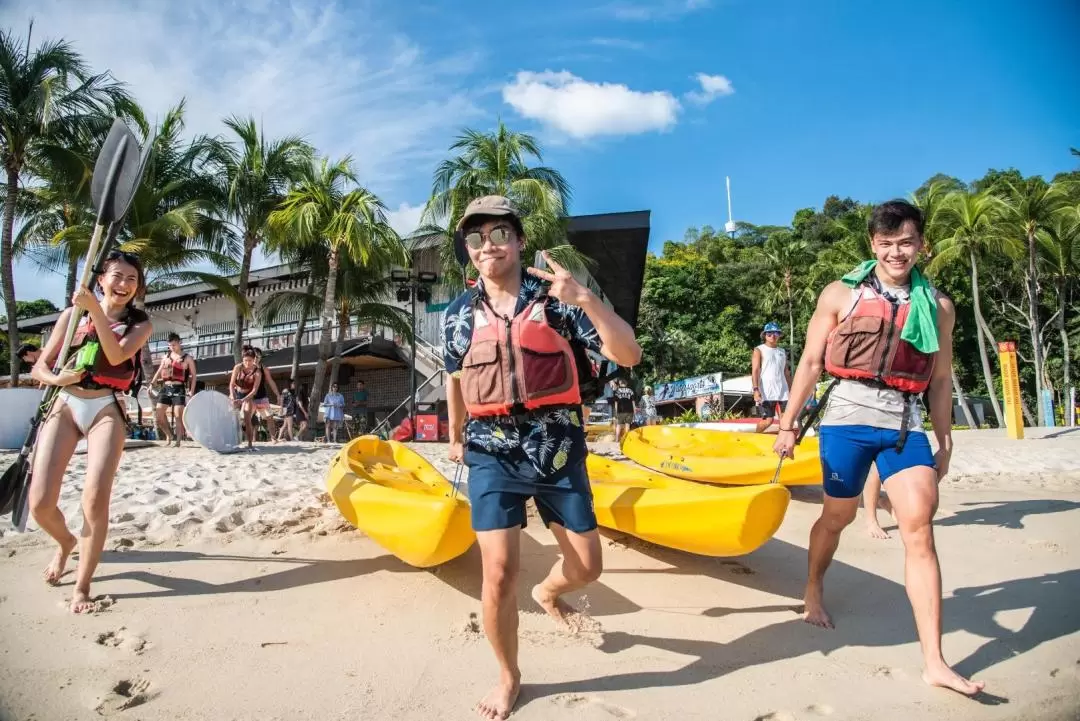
[998,178,1069,424]
[929,191,1018,426]
[1041,203,1080,393]
[418,122,585,291]
[209,116,312,363]
[0,24,143,383]
[267,156,407,420]
[759,230,811,360]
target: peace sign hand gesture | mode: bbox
[527,251,592,307]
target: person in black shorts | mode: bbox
[611,377,636,442]
[149,333,197,446]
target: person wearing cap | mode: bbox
[752,322,792,433]
[443,195,641,720]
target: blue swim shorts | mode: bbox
[818,424,936,499]
[463,447,597,534]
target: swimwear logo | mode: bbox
[830,471,842,482]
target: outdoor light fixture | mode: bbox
[396,287,410,302]
[418,271,438,284]
[391,269,410,283]
[390,269,442,437]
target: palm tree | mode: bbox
[759,230,811,360]
[998,178,1069,424]
[1041,203,1080,393]
[267,156,407,421]
[0,24,143,384]
[418,122,584,290]
[929,191,1018,426]
[209,116,312,363]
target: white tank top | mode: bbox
[756,344,789,401]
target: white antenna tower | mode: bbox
[724,176,737,238]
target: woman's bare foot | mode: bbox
[531,584,572,628]
[803,585,834,629]
[923,662,986,696]
[70,587,96,614]
[43,534,78,585]
[476,673,520,720]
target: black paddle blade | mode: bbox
[0,456,27,516]
[90,119,142,225]
[453,229,469,266]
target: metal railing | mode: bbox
[370,369,446,437]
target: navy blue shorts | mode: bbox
[818,424,936,499]
[463,448,598,533]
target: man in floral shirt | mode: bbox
[443,195,641,720]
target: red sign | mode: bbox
[415,414,440,442]
[997,341,1017,353]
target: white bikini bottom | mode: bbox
[59,392,119,436]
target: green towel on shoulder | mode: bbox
[840,260,939,354]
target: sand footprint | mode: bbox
[95,677,152,715]
[95,627,148,655]
[553,694,636,718]
[805,703,834,716]
[752,713,796,721]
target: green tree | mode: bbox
[998,178,1069,423]
[929,191,1018,425]
[0,24,142,384]
[759,230,811,360]
[210,116,312,363]
[419,122,583,290]
[1041,203,1080,392]
[268,156,407,420]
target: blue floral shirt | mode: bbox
[443,271,603,478]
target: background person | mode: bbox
[640,385,658,425]
[352,380,369,432]
[611,377,636,441]
[251,348,280,442]
[229,348,261,450]
[148,332,196,446]
[752,321,792,433]
[323,383,345,443]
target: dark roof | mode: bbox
[194,336,405,378]
[566,210,651,328]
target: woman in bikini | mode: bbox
[229,348,262,449]
[250,347,280,442]
[28,251,153,613]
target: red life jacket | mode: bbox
[70,308,147,392]
[234,365,259,393]
[824,283,936,394]
[163,352,189,383]
[460,294,581,417]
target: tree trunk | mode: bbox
[3,168,21,386]
[66,256,78,306]
[307,246,339,424]
[1059,278,1071,391]
[1027,229,1046,425]
[969,251,1004,425]
[289,287,313,385]
[978,313,1036,426]
[951,365,977,428]
[232,232,256,363]
[330,304,348,387]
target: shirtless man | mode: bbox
[773,199,984,696]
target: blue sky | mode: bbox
[4,0,1078,305]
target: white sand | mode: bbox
[1,429,1079,720]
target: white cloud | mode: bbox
[608,0,711,21]
[685,73,735,105]
[0,0,482,190]
[385,202,427,237]
[502,71,680,140]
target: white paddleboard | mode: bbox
[185,390,243,453]
[0,388,43,450]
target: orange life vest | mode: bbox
[69,308,147,392]
[162,352,189,383]
[824,283,935,394]
[460,294,581,418]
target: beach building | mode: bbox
[8,210,650,431]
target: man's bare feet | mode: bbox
[70,587,96,614]
[43,534,78,585]
[803,586,834,629]
[476,674,520,720]
[531,584,572,627]
[866,521,890,540]
[923,662,986,696]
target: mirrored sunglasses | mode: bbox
[464,226,513,250]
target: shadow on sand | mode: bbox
[936,499,1080,530]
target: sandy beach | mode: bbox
[1,429,1079,721]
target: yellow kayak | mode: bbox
[325,436,475,567]
[587,455,790,556]
[621,426,822,486]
